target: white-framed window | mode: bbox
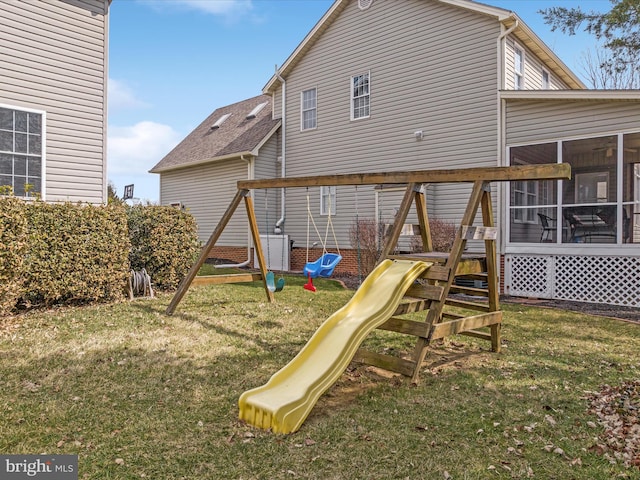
[301,88,317,130]
[320,186,336,215]
[512,180,537,223]
[351,72,370,120]
[0,104,44,198]
[514,46,524,90]
[542,69,550,89]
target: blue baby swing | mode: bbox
[303,188,342,292]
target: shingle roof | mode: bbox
[149,94,280,173]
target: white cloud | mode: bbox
[141,0,253,18]
[178,0,252,15]
[108,121,182,202]
[108,78,149,110]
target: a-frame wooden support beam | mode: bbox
[166,189,274,315]
[355,180,503,383]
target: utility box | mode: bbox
[255,235,290,271]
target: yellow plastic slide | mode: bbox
[238,259,430,434]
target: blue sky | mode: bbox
[107,0,613,202]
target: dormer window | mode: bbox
[246,102,268,119]
[211,113,231,130]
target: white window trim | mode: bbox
[514,44,524,90]
[350,71,370,121]
[300,87,317,131]
[320,186,336,216]
[0,103,46,200]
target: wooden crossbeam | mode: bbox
[192,273,263,286]
[429,312,502,340]
[237,163,570,190]
[449,285,489,297]
[353,349,416,377]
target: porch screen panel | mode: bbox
[623,132,640,243]
[562,135,617,244]
[509,142,558,243]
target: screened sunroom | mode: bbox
[508,132,640,245]
[504,131,640,306]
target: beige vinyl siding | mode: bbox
[160,160,249,245]
[253,132,281,234]
[0,0,107,204]
[506,100,640,145]
[504,36,569,90]
[280,0,501,246]
[272,88,283,121]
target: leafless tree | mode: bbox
[578,44,640,89]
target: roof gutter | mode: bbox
[274,65,286,234]
[149,150,254,174]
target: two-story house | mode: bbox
[153,0,640,306]
[0,0,110,204]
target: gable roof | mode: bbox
[149,94,280,173]
[263,0,584,93]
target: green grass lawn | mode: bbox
[1,279,638,479]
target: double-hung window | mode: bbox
[0,105,43,197]
[514,46,524,90]
[320,186,336,215]
[512,180,538,223]
[301,88,317,130]
[351,72,370,120]
[542,69,550,89]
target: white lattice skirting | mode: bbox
[505,254,640,307]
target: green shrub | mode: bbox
[21,202,130,308]
[127,205,200,289]
[0,197,28,316]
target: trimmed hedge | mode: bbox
[0,197,28,316]
[21,202,130,308]
[127,205,200,290]
[0,199,200,316]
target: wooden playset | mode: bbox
[167,164,570,385]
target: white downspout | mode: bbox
[497,17,518,165]
[274,65,286,234]
[496,17,518,288]
[215,154,252,269]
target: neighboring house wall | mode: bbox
[252,132,280,235]
[276,0,502,250]
[160,159,250,246]
[0,0,108,204]
[159,132,281,246]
